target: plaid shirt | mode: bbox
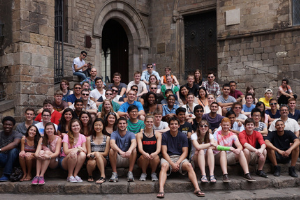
[202,81,221,96]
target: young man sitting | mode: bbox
[239,118,268,178]
[288,98,300,122]
[127,105,145,134]
[242,93,256,117]
[213,117,255,182]
[157,117,205,198]
[265,120,299,177]
[216,84,237,116]
[16,108,38,135]
[153,110,170,134]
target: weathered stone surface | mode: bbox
[128,182,156,194]
[64,183,101,194]
[101,181,128,194]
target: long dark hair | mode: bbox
[58,108,75,133]
[79,111,93,136]
[196,120,210,144]
[143,92,158,114]
[25,125,41,149]
[91,118,104,137]
[194,69,202,85]
[179,85,188,102]
[42,122,57,147]
[255,101,266,123]
[103,112,117,136]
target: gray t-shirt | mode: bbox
[0,131,23,153]
[216,95,237,111]
[15,121,38,135]
[110,130,136,152]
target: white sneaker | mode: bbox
[151,173,158,181]
[139,173,147,181]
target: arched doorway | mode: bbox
[102,19,129,83]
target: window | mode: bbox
[293,0,300,25]
[101,48,111,83]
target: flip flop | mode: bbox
[210,175,217,183]
[96,177,106,184]
[200,175,208,183]
[157,192,165,198]
[194,190,205,197]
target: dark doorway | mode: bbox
[184,11,217,79]
[102,19,129,84]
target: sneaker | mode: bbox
[127,171,134,182]
[256,170,268,178]
[222,174,231,183]
[74,175,83,182]
[139,173,147,181]
[289,166,298,177]
[38,177,45,185]
[244,173,256,182]
[31,176,39,185]
[109,172,118,182]
[67,176,77,183]
[0,175,9,182]
[151,173,158,182]
[274,165,281,177]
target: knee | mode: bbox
[69,152,78,159]
[79,152,86,158]
[161,163,169,171]
[186,162,193,171]
[87,160,96,167]
[220,151,226,157]
[199,149,205,155]
[9,148,19,156]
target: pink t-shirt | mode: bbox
[60,134,86,157]
[213,130,237,154]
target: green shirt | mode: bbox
[127,119,145,134]
[161,84,179,98]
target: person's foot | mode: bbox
[222,174,231,183]
[20,174,27,182]
[200,175,208,183]
[88,176,94,182]
[127,171,134,182]
[96,177,106,184]
[109,172,118,182]
[74,175,83,182]
[194,190,205,197]
[151,173,158,182]
[210,175,217,183]
[139,173,147,181]
[24,175,32,181]
[157,192,165,198]
[31,176,39,185]
[274,165,281,177]
[0,175,9,182]
[244,173,256,182]
[67,176,77,183]
[256,170,268,178]
[289,166,298,177]
[38,177,45,185]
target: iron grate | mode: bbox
[293,0,300,25]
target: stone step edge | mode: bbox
[0,175,299,194]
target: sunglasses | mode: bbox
[82,93,89,96]
[112,89,118,93]
[150,87,157,89]
[75,87,81,89]
[270,103,277,105]
[132,89,138,91]
[199,125,208,128]
[82,54,87,57]
[108,112,116,116]
[147,66,153,68]
[106,93,112,95]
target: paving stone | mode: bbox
[101,180,128,194]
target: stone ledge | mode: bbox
[0,100,14,113]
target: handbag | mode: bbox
[10,167,23,182]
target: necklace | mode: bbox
[144,130,153,138]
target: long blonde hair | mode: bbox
[67,119,81,147]
[101,99,114,119]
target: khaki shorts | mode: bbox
[161,155,189,176]
[215,152,237,165]
[116,153,130,168]
[249,152,258,165]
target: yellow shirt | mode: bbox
[258,97,272,108]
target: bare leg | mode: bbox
[206,149,215,176]
[291,146,299,166]
[219,151,228,174]
[24,153,35,180]
[137,156,150,174]
[198,150,206,176]
[95,152,107,178]
[181,162,203,193]
[19,156,27,181]
[257,149,267,170]
[39,159,51,177]
[62,152,78,177]
[243,149,250,164]
[128,149,137,172]
[109,149,118,173]
[74,152,86,177]
[237,151,249,174]
[87,159,96,177]
[150,156,160,173]
[158,163,169,194]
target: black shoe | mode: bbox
[288,166,298,177]
[222,174,231,183]
[244,173,256,182]
[256,170,268,178]
[274,165,281,177]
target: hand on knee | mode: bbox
[69,152,77,159]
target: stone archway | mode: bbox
[93,0,150,80]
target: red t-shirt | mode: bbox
[229,90,243,99]
[34,110,62,125]
[238,130,265,148]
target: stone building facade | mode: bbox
[0,0,299,119]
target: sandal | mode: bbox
[194,190,205,197]
[96,177,106,184]
[88,176,94,182]
[210,175,216,183]
[157,192,165,198]
[200,175,208,183]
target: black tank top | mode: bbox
[142,130,157,154]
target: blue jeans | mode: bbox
[0,148,19,175]
[73,71,87,80]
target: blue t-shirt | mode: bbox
[118,101,144,113]
[162,130,188,156]
[162,104,179,116]
[110,130,136,152]
[242,104,255,112]
[266,109,281,119]
[288,109,300,122]
[67,94,80,104]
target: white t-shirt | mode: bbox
[190,133,214,158]
[35,122,58,136]
[72,57,85,73]
[127,81,147,96]
[90,89,106,101]
[153,121,169,131]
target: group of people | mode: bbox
[0,51,299,198]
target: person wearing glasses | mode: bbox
[108,72,127,97]
[141,63,161,85]
[127,71,148,97]
[35,109,58,136]
[97,89,121,113]
[69,89,97,114]
[146,75,161,93]
[34,99,62,125]
[231,102,247,124]
[251,108,268,139]
[72,51,89,80]
[191,120,217,183]
[67,83,82,106]
[111,86,124,105]
[265,99,280,125]
[202,72,221,97]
